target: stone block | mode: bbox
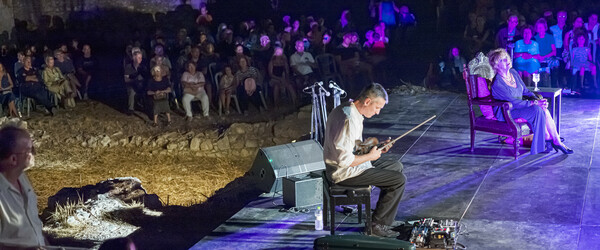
[200,140,213,151]
[190,138,201,151]
[215,136,230,150]
[245,139,258,148]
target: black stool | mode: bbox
[322,171,372,235]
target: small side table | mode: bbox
[528,87,562,134]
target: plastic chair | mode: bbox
[214,72,242,115]
[567,39,597,89]
[315,53,344,88]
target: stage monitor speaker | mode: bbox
[249,140,325,193]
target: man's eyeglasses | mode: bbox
[14,146,35,156]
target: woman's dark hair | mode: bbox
[574,32,589,47]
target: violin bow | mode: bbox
[380,115,437,149]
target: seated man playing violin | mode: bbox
[323,83,406,238]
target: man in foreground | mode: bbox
[323,83,406,237]
[0,126,46,248]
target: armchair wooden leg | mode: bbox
[514,139,519,159]
[470,130,476,152]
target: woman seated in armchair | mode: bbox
[488,48,573,154]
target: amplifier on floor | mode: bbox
[283,174,323,208]
[249,140,325,193]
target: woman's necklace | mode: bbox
[501,72,516,87]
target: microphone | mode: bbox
[320,86,331,96]
[328,81,346,94]
[315,81,330,96]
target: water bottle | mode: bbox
[314,206,323,230]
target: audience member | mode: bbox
[150,55,171,80]
[69,39,82,62]
[290,20,303,46]
[307,22,325,54]
[550,11,568,88]
[334,10,356,44]
[0,126,46,248]
[182,61,209,120]
[17,56,55,115]
[496,14,521,52]
[570,33,597,89]
[13,52,24,78]
[513,26,541,85]
[322,32,335,54]
[585,14,599,47]
[195,4,213,30]
[0,45,14,77]
[230,44,252,73]
[235,56,263,114]
[363,30,375,50]
[564,16,585,54]
[398,5,417,27]
[0,63,18,117]
[440,46,466,89]
[585,13,599,60]
[42,56,76,108]
[377,0,400,27]
[54,49,81,96]
[150,44,172,75]
[76,44,95,100]
[173,28,193,57]
[289,40,317,89]
[397,5,417,45]
[464,15,492,57]
[464,12,478,40]
[217,28,235,59]
[268,46,297,106]
[124,51,149,115]
[147,65,172,126]
[334,33,374,90]
[534,18,557,87]
[543,10,555,27]
[198,33,212,56]
[219,65,235,115]
[252,34,273,80]
[188,46,202,70]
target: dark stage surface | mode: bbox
[191,92,600,249]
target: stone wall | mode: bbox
[12,0,177,22]
[10,0,209,24]
[32,106,312,159]
[0,0,15,34]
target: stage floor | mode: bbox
[191,92,600,250]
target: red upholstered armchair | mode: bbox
[465,74,532,159]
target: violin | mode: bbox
[353,115,437,155]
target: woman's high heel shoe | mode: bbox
[550,141,574,154]
[543,140,554,153]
